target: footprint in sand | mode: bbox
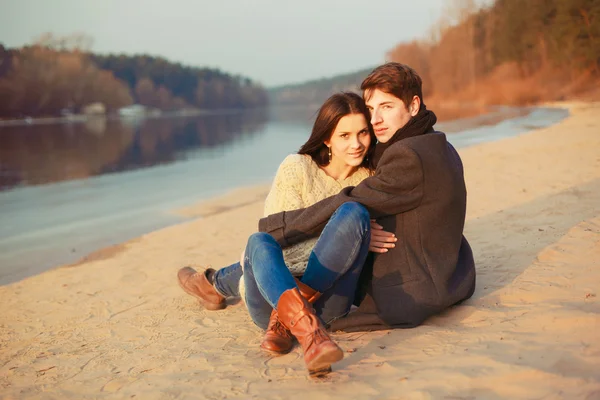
[101,376,139,392]
[261,352,301,378]
[120,270,147,284]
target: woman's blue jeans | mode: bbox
[213,261,243,298]
[242,202,371,329]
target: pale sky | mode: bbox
[0,0,448,87]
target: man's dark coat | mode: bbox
[259,111,476,331]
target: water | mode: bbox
[0,106,569,284]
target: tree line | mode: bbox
[270,0,598,108]
[0,34,268,118]
[387,0,599,104]
[268,68,374,107]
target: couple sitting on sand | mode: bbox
[177,62,476,377]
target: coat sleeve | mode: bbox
[259,144,424,247]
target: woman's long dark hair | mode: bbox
[298,92,376,170]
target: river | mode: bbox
[0,105,569,284]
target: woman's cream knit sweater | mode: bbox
[263,154,370,276]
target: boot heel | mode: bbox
[306,344,343,373]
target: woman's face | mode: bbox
[325,113,371,168]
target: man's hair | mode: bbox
[361,62,423,108]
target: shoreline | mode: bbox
[0,102,546,129]
[0,104,569,286]
[64,184,272,268]
[1,101,599,398]
[0,107,264,127]
[65,102,570,268]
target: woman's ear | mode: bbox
[409,95,421,116]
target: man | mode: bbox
[258,62,476,330]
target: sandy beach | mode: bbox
[1,102,599,399]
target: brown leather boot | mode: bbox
[177,266,226,310]
[295,279,321,303]
[276,288,343,377]
[260,309,295,354]
[260,279,322,355]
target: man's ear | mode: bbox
[409,95,421,116]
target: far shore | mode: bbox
[0,101,527,128]
[0,106,262,127]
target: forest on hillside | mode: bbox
[388,0,599,105]
[268,68,375,107]
[270,0,599,108]
[0,34,268,118]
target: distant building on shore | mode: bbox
[118,104,160,118]
[82,103,106,116]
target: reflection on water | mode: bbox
[0,109,312,285]
[0,110,268,191]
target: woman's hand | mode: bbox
[369,219,397,253]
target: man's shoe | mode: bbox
[177,266,226,310]
[260,279,322,355]
[276,288,343,377]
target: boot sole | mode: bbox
[308,366,332,378]
[307,347,344,377]
[178,277,226,311]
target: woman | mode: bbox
[178,92,396,376]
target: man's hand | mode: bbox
[369,219,396,253]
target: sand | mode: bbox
[1,102,599,399]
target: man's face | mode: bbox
[365,89,417,144]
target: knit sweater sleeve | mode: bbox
[263,154,306,217]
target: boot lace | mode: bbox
[270,319,292,338]
[305,324,330,349]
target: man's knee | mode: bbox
[336,202,370,229]
[247,232,274,249]
[245,232,276,267]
